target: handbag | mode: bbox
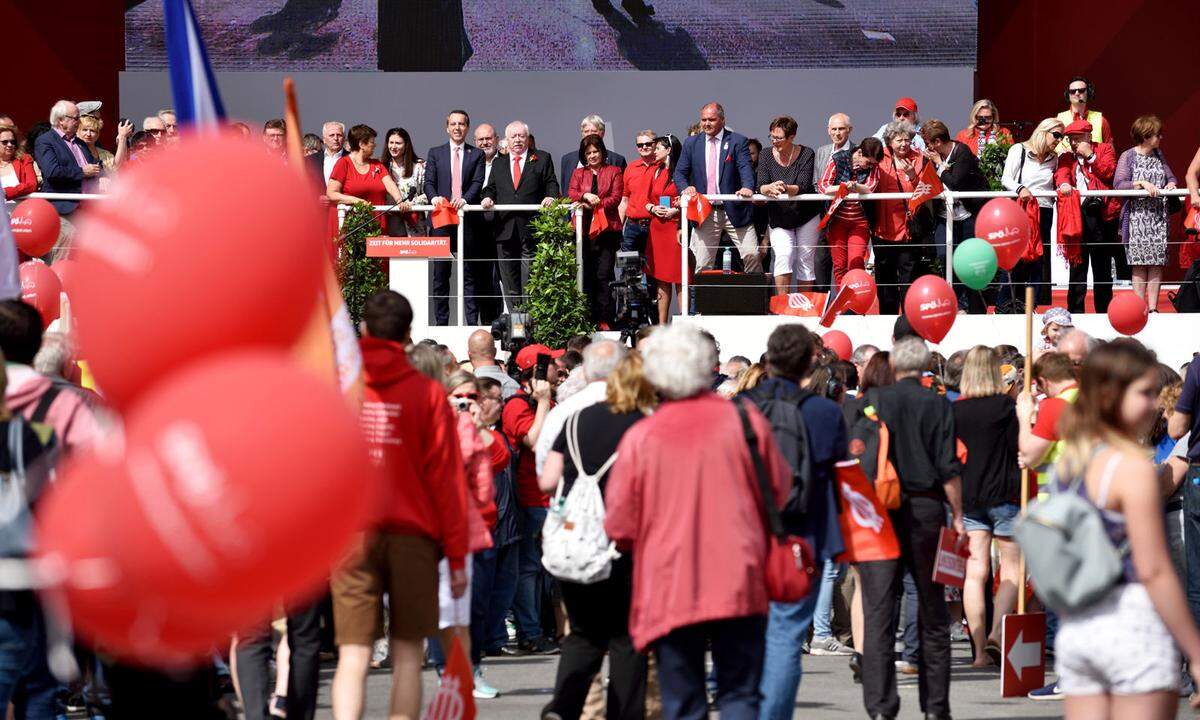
[734,399,815,603]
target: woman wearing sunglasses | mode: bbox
[955,99,1014,157]
[1000,117,1065,309]
[0,125,38,200]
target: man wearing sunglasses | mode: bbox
[620,129,661,254]
[1056,75,1112,152]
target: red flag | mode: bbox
[686,193,713,225]
[834,461,900,564]
[768,292,826,316]
[432,203,459,229]
[819,184,850,230]
[819,283,853,327]
[1056,188,1084,266]
[1017,196,1044,262]
[908,162,944,214]
[589,207,607,238]
[422,635,475,720]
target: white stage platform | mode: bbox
[411,312,1199,371]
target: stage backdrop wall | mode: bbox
[119,68,973,163]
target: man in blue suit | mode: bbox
[673,102,761,273]
[424,109,488,326]
[33,100,100,260]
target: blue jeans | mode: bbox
[515,507,549,641]
[899,571,919,664]
[622,220,650,254]
[812,561,844,638]
[0,603,58,719]
[470,547,498,666]
[487,542,520,651]
[758,591,820,720]
[655,615,766,720]
[1184,466,1200,631]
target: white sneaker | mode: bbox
[473,668,500,699]
[809,636,854,656]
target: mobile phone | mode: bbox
[658,195,671,208]
[535,353,551,381]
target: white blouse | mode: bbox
[1001,144,1058,209]
[389,159,427,205]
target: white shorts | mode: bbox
[1055,583,1180,696]
[768,216,819,281]
[437,553,473,629]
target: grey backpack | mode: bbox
[1014,452,1127,613]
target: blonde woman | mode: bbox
[955,99,1014,156]
[952,346,1021,666]
[77,115,131,174]
[1001,117,1065,309]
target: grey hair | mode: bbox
[642,324,717,400]
[891,336,930,376]
[49,100,75,126]
[882,120,916,146]
[851,344,880,366]
[580,114,606,134]
[582,340,626,382]
[505,120,530,137]
[701,102,726,120]
[157,108,176,119]
[407,343,444,381]
[322,121,346,135]
[33,332,75,377]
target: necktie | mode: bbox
[512,155,522,189]
[706,136,719,195]
[451,146,462,202]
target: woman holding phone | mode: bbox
[644,134,689,325]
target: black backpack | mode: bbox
[1169,260,1200,313]
[742,383,815,526]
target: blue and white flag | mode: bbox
[163,0,226,127]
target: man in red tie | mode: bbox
[481,121,561,312]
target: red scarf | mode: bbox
[1018,196,1043,262]
[1056,189,1084,266]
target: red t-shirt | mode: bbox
[502,393,550,508]
[1031,391,1075,441]
[623,159,660,220]
[329,156,390,206]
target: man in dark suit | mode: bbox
[34,100,100,259]
[813,113,855,291]
[306,121,347,187]
[481,121,560,310]
[558,114,627,194]
[674,102,760,273]
[424,109,488,326]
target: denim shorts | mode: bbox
[963,502,1020,537]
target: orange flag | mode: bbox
[422,635,475,720]
[907,161,944,214]
[432,203,459,229]
[685,192,713,225]
[283,77,364,406]
[819,184,850,230]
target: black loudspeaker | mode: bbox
[691,272,771,315]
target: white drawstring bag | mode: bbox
[541,412,620,584]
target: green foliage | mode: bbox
[978,138,1013,192]
[337,202,389,331]
[525,200,594,347]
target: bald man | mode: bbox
[813,113,855,291]
[481,121,560,310]
[1057,329,1091,367]
[467,329,520,398]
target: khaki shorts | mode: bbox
[331,532,439,646]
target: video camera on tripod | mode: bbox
[491,312,531,377]
[610,251,652,344]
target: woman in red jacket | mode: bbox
[0,125,38,200]
[569,135,624,326]
[873,121,931,314]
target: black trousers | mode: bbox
[857,496,950,719]
[496,228,537,312]
[653,615,766,720]
[1067,208,1120,314]
[430,223,503,326]
[584,230,619,325]
[545,558,646,720]
[234,600,324,720]
[873,240,919,315]
[814,232,834,293]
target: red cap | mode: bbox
[514,344,564,371]
[1063,119,1093,136]
[895,97,918,113]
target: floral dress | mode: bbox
[1125,153,1169,266]
[387,159,428,236]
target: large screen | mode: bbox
[125,0,977,72]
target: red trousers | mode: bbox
[827,216,870,287]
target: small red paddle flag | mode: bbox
[908,162,944,214]
[686,193,713,225]
[819,184,851,230]
[422,635,475,720]
[432,203,459,229]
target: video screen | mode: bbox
[125,0,977,72]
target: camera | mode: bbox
[610,251,652,344]
[453,398,473,412]
[491,312,531,377]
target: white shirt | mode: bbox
[483,155,496,186]
[534,381,608,476]
[323,150,342,184]
[1001,144,1058,208]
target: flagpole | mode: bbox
[1018,285,1033,615]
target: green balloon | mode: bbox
[953,238,998,291]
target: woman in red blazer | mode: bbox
[0,126,38,200]
[569,134,624,326]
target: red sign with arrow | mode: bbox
[1000,612,1046,697]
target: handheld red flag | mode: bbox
[907,162,944,214]
[686,193,713,225]
[422,635,476,720]
[590,207,608,238]
[818,283,853,327]
[819,184,850,230]
[432,203,459,229]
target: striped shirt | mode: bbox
[818,151,879,222]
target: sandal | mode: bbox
[984,640,1002,666]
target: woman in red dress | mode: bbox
[326,124,408,238]
[644,135,692,324]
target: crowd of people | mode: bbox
[8,76,1200,324]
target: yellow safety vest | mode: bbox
[1035,385,1080,501]
[1056,110,1104,152]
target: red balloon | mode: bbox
[974,198,1030,270]
[50,258,81,298]
[841,269,877,314]
[9,198,60,258]
[822,330,853,361]
[1107,292,1148,335]
[70,135,326,409]
[903,275,957,344]
[19,260,62,328]
[36,352,380,664]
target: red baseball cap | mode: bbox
[514,344,564,371]
[895,97,918,114]
[1063,119,1093,136]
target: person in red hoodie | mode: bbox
[1055,119,1121,314]
[330,290,468,720]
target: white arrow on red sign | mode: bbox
[1006,630,1040,676]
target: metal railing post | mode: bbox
[574,206,584,293]
[456,207,466,326]
[942,189,955,284]
[679,194,690,317]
